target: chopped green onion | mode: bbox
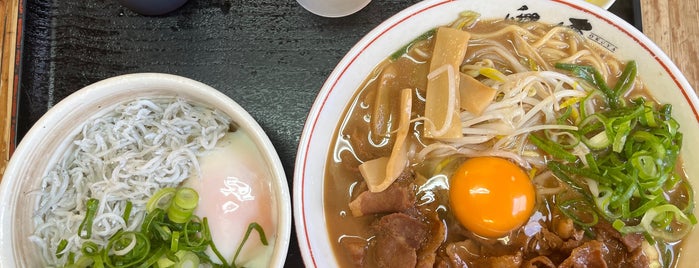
[141,208,165,237]
[232,222,269,267]
[156,252,177,268]
[56,239,68,258]
[629,195,665,218]
[613,219,625,229]
[547,161,591,200]
[555,62,617,108]
[204,217,230,266]
[67,255,93,268]
[181,219,206,249]
[578,114,609,149]
[78,198,99,239]
[557,105,573,124]
[630,153,658,180]
[612,60,637,101]
[138,247,168,268]
[585,153,598,173]
[536,61,694,243]
[168,187,199,224]
[104,231,150,267]
[174,250,200,268]
[549,161,612,186]
[611,119,632,152]
[65,187,269,268]
[171,231,180,252]
[618,204,694,242]
[153,224,172,242]
[123,201,133,224]
[67,252,76,265]
[147,187,176,213]
[641,102,657,127]
[81,241,100,256]
[528,134,577,162]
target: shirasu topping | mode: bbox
[29,98,231,266]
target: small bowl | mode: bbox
[293,0,699,267]
[296,0,371,18]
[118,0,189,15]
[0,73,292,267]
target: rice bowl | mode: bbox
[0,73,292,267]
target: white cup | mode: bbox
[296,0,371,17]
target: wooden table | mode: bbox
[0,0,21,176]
[641,0,699,92]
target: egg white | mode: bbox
[185,130,277,267]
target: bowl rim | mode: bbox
[293,0,699,267]
[0,73,292,267]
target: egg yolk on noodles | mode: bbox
[449,156,536,238]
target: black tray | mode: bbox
[16,0,641,266]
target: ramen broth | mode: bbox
[324,16,693,267]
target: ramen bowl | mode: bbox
[0,73,292,266]
[294,0,699,266]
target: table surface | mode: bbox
[640,0,699,92]
[0,0,20,175]
[3,0,692,266]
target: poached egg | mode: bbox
[186,130,277,267]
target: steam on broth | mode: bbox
[325,12,695,267]
[31,98,275,267]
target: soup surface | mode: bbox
[324,13,694,268]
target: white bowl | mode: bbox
[0,73,292,267]
[296,0,371,18]
[118,0,189,15]
[293,0,699,267]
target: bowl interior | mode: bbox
[0,73,291,267]
[294,0,699,266]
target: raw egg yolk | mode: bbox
[449,156,535,238]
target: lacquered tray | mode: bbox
[11,0,640,266]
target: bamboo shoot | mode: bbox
[371,65,398,139]
[424,27,471,138]
[359,88,413,192]
[459,73,497,115]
